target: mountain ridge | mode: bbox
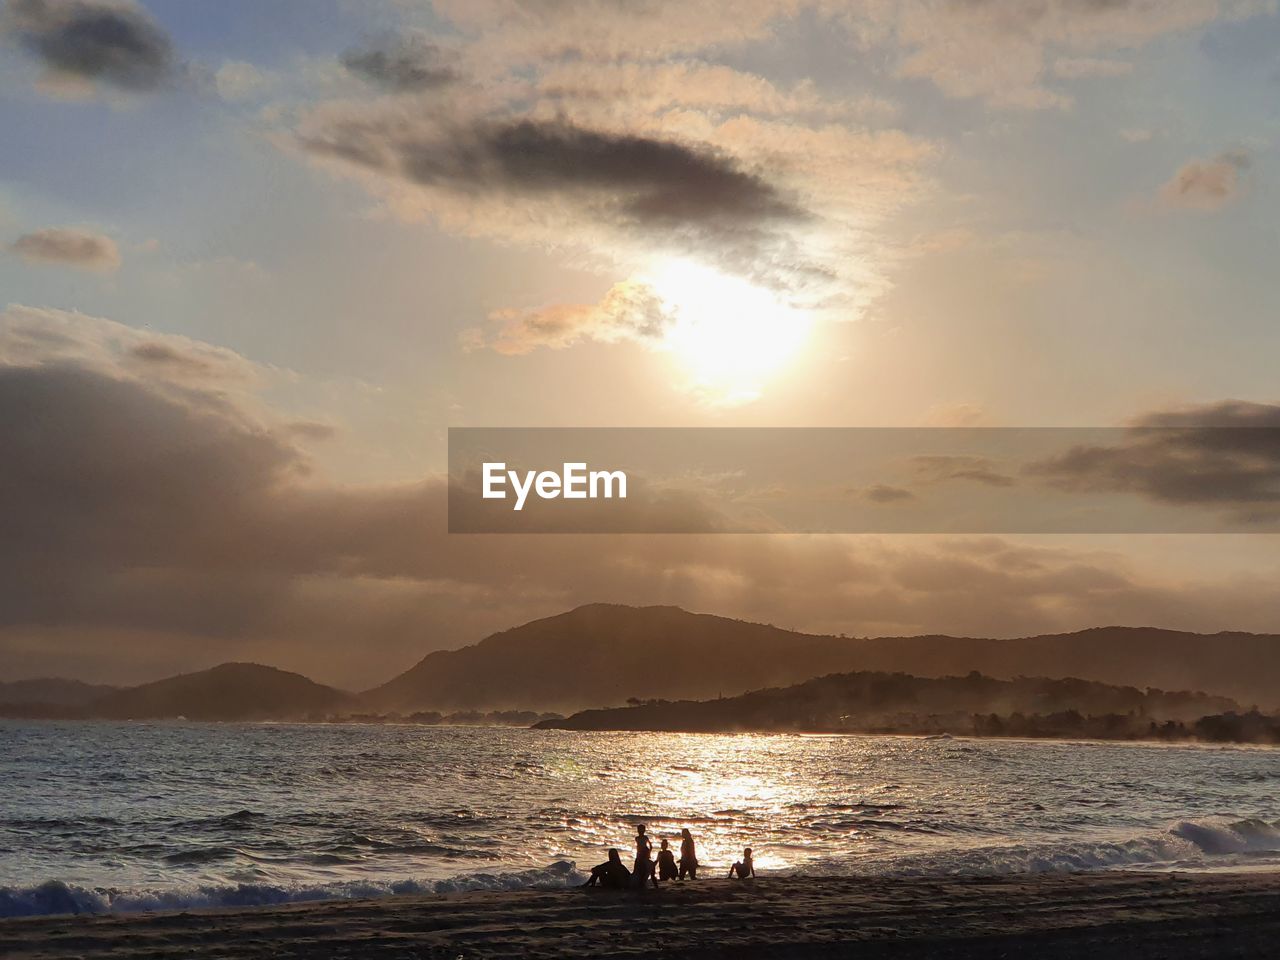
[362,604,1280,713]
[88,662,353,721]
[0,678,119,707]
[7,605,1280,717]
[536,668,1243,735]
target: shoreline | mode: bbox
[4,871,1280,958]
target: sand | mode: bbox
[3,871,1280,959]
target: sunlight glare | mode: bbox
[645,260,813,404]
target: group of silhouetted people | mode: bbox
[583,825,755,890]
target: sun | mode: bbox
[644,259,813,404]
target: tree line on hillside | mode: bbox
[538,670,1280,744]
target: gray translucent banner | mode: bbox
[448,427,1280,533]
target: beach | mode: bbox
[3,871,1280,959]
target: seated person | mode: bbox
[584,848,632,889]
[729,847,755,879]
[655,839,678,881]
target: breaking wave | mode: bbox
[862,817,1280,878]
[7,819,1280,917]
[0,860,582,918]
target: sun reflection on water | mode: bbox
[11,723,1278,896]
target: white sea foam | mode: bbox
[0,861,582,918]
[4,723,1280,918]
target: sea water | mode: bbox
[2,721,1279,916]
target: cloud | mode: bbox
[1159,150,1251,210]
[286,419,338,442]
[282,7,942,333]
[10,227,120,271]
[342,33,459,92]
[292,88,931,318]
[422,0,1264,112]
[431,0,808,62]
[299,114,805,234]
[2,310,1279,686]
[128,340,232,376]
[1027,401,1280,519]
[0,305,257,387]
[864,484,916,504]
[2,0,175,93]
[535,60,893,122]
[914,455,1017,487]
[465,280,675,354]
[878,0,1264,109]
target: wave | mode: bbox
[0,860,582,919]
[867,816,1280,878]
[1171,817,1280,855]
[6,818,1279,919]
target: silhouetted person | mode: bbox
[583,848,631,889]
[679,827,699,880]
[656,838,678,881]
[633,824,657,889]
[729,847,755,879]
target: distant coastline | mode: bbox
[537,669,1280,746]
[7,605,1280,736]
[0,706,561,727]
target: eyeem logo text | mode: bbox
[482,462,628,511]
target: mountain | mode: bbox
[537,671,1241,735]
[89,663,353,721]
[11,606,1280,720]
[364,604,1280,713]
[848,627,1280,709]
[361,604,865,713]
[0,678,118,707]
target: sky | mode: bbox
[1,0,1279,688]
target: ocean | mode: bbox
[3,721,1279,917]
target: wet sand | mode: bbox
[3,870,1280,958]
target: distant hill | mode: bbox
[89,663,353,721]
[10,606,1280,720]
[361,604,865,713]
[363,604,1280,713]
[849,627,1280,710]
[537,671,1241,735]
[0,678,118,707]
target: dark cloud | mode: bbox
[286,420,338,442]
[4,0,174,91]
[3,326,1279,686]
[914,455,1016,488]
[864,484,915,504]
[341,33,459,92]
[299,115,805,233]
[0,364,297,570]
[1027,401,1280,518]
[129,340,221,373]
[10,227,120,271]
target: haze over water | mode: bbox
[4,722,1280,917]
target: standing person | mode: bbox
[633,824,657,889]
[729,847,755,879]
[678,827,699,880]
